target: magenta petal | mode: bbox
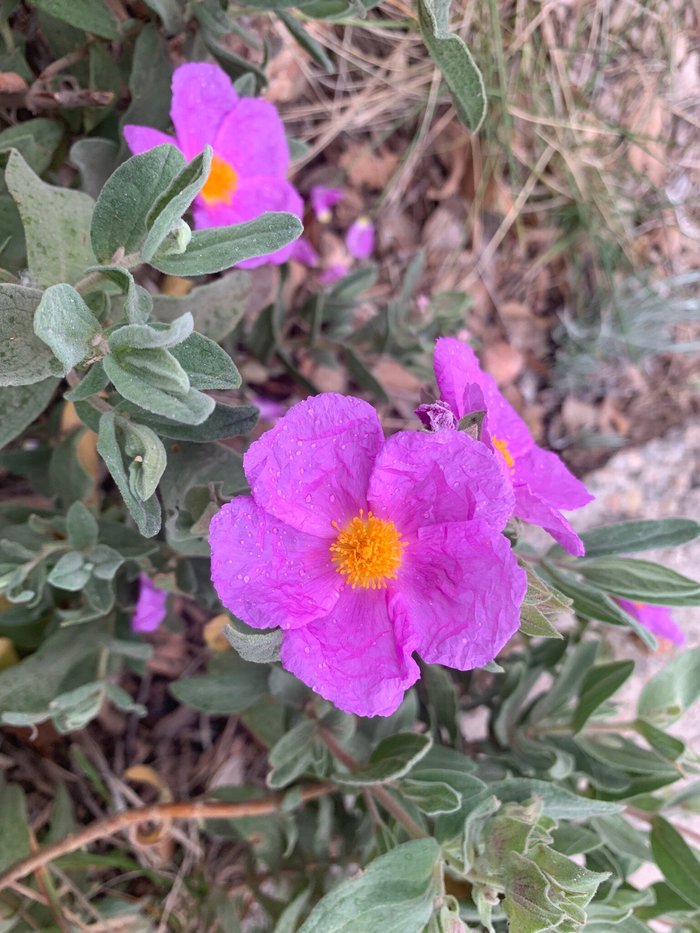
[132,574,167,633]
[209,498,341,630]
[281,588,419,717]
[346,217,374,260]
[390,519,526,669]
[123,125,178,156]
[290,237,320,267]
[368,429,514,535]
[244,394,384,538]
[514,485,586,556]
[617,599,685,645]
[214,98,290,178]
[171,63,238,159]
[515,446,593,511]
[311,185,344,221]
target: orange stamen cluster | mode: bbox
[330,510,406,589]
[200,154,239,206]
[492,435,515,471]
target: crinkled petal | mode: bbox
[434,338,533,455]
[515,446,593,511]
[132,574,168,633]
[214,98,289,178]
[171,63,238,159]
[193,177,303,267]
[390,519,526,669]
[368,429,514,535]
[123,125,178,156]
[244,394,384,537]
[281,588,419,717]
[209,497,341,630]
[617,599,685,646]
[514,485,586,556]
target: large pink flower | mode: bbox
[616,599,685,646]
[210,394,526,717]
[124,62,303,268]
[425,338,593,556]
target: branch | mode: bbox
[0,784,332,893]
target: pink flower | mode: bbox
[346,216,374,260]
[209,394,526,717]
[429,338,594,556]
[289,237,319,267]
[319,262,349,285]
[124,63,303,269]
[131,574,167,633]
[617,599,685,645]
[311,185,344,223]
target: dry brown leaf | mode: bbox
[160,275,194,297]
[0,72,27,94]
[482,341,524,386]
[340,143,399,190]
[203,613,232,653]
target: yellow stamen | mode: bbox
[492,435,515,471]
[200,154,239,206]
[330,510,406,590]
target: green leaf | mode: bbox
[170,332,241,389]
[108,314,193,352]
[333,733,433,786]
[150,212,303,275]
[267,719,318,789]
[32,0,120,38]
[417,0,487,133]
[120,420,167,500]
[634,719,684,763]
[277,10,334,73]
[50,680,105,733]
[0,780,31,873]
[488,779,622,819]
[70,137,119,199]
[5,149,95,288]
[96,412,161,537]
[91,144,185,262]
[572,660,635,732]
[0,284,58,385]
[169,658,268,714]
[650,816,700,909]
[152,269,249,342]
[65,360,109,401]
[48,551,90,591]
[66,501,98,549]
[120,24,172,144]
[0,378,57,449]
[224,623,283,664]
[90,265,152,324]
[576,557,700,606]
[34,284,102,374]
[637,646,700,725]
[113,400,258,443]
[142,147,213,261]
[400,777,461,816]
[0,117,64,175]
[298,839,441,933]
[572,518,700,558]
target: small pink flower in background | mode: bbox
[251,394,286,422]
[346,216,374,260]
[289,237,319,267]
[124,62,303,269]
[131,574,168,634]
[210,394,526,717]
[319,262,349,285]
[311,185,344,223]
[428,338,594,556]
[617,599,685,645]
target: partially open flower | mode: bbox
[210,394,526,717]
[131,574,167,634]
[616,599,685,645]
[311,185,344,223]
[124,62,303,268]
[345,216,374,260]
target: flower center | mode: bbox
[492,435,515,471]
[200,154,239,206]
[330,510,405,590]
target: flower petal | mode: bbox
[214,98,290,178]
[244,394,384,537]
[368,429,514,535]
[281,588,419,717]
[617,599,685,645]
[209,497,341,630]
[123,125,178,156]
[515,446,593,510]
[390,519,526,669]
[513,485,586,556]
[132,574,168,633]
[171,63,238,159]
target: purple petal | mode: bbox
[244,394,384,538]
[415,400,458,432]
[513,485,586,556]
[514,446,594,511]
[617,599,685,645]
[390,519,526,669]
[171,62,238,159]
[320,263,349,284]
[367,429,514,536]
[311,185,344,222]
[346,217,374,260]
[290,237,320,267]
[281,588,419,717]
[123,125,178,156]
[214,98,289,178]
[131,574,168,633]
[209,497,341,630]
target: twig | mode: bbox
[0,785,332,893]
